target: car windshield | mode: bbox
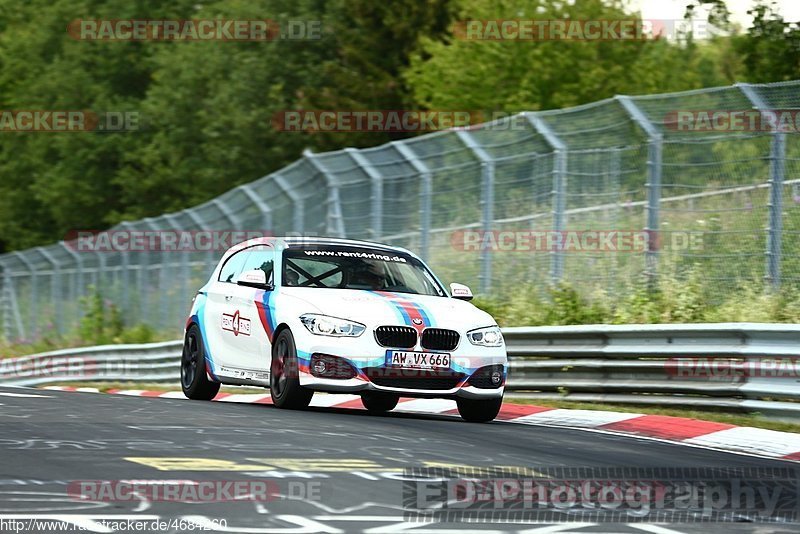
[282,246,445,296]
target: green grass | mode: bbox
[511,398,800,434]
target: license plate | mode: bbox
[386,351,450,370]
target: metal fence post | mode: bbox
[393,142,432,261]
[304,150,346,238]
[273,173,305,235]
[60,242,83,324]
[617,96,662,281]
[35,247,62,335]
[456,130,496,293]
[766,132,786,289]
[0,263,10,341]
[346,148,383,240]
[165,213,189,328]
[0,263,23,342]
[182,208,213,276]
[526,113,568,283]
[116,222,133,316]
[738,83,785,290]
[141,218,166,329]
[239,184,274,233]
[11,252,37,339]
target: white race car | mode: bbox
[182,237,507,422]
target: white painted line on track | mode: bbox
[394,398,456,413]
[0,391,50,398]
[513,409,642,427]
[309,394,361,407]
[685,426,800,457]
[158,391,188,399]
[632,525,690,534]
[216,394,271,403]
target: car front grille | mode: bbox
[375,326,417,348]
[421,328,460,351]
[364,367,465,391]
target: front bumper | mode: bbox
[295,336,507,399]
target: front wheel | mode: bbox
[270,329,313,409]
[181,325,221,400]
[361,392,399,412]
[456,396,502,423]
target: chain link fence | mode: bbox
[1,80,799,342]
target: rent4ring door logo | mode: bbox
[222,310,251,337]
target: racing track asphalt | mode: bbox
[0,385,797,534]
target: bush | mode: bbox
[474,271,800,327]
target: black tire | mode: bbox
[456,396,502,423]
[361,392,399,412]
[181,324,221,400]
[270,329,313,409]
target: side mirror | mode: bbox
[450,282,473,301]
[237,269,272,290]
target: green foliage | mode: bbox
[1,0,799,256]
[404,0,729,114]
[76,287,158,345]
[474,272,800,327]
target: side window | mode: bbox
[218,249,250,283]
[239,245,274,285]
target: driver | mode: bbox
[350,261,385,290]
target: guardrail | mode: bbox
[2,323,799,417]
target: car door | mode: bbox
[224,244,275,374]
[204,247,251,373]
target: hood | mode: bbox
[278,287,495,331]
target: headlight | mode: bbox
[467,326,503,347]
[300,314,366,337]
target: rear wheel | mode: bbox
[456,396,502,423]
[270,329,313,409]
[181,325,221,400]
[360,392,399,412]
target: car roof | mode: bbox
[226,236,415,257]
